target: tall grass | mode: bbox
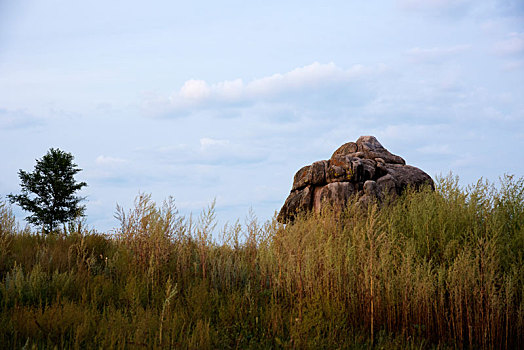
[0,174,522,349]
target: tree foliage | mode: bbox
[8,148,87,233]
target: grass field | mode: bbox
[0,174,522,349]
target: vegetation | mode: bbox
[8,148,87,233]
[0,174,522,349]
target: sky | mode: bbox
[1,0,523,233]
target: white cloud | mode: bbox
[244,62,363,96]
[135,137,268,168]
[406,45,471,63]
[0,108,43,129]
[95,155,127,166]
[494,32,524,56]
[145,62,383,116]
[502,60,524,70]
[451,154,478,168]
[215,79,244,101]
[200,137,230,150]
[398,0,524,21]
[416,144,453,155]
[399,0,469,10]
[178,79,211,101]
[397,0,474,14]
[380,124,449,141]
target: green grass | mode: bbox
[0,174,522,349]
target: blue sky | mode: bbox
[1,0,523,232]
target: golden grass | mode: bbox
[0,174,522,348]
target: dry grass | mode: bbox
[0,174,522,349]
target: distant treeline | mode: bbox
[0,174,522,349]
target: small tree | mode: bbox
[8,148,87,233]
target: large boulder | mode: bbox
[355,136,406,165]
[277,136,434,222]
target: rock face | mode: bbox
[277,136,434,222]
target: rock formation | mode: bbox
[277,136,434,222]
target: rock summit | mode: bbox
[277,136,434,222]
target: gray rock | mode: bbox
[311,160,328,185]
[278,136,434,222]
[277,186,313,222]
[356,136,406,165]
[349,158,363,182]
[384,164,434,192]
[375,161,388,179]
[292,165,311,191]
[330,154,352,170]
[313,182,356,213]
[360,159,377,181]
[331,142,358,158]
[363,180,378,197]
[377,174,398,197]
[327,164,349,183]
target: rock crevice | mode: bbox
[277,136,434,222]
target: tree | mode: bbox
[8,148,87,233]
